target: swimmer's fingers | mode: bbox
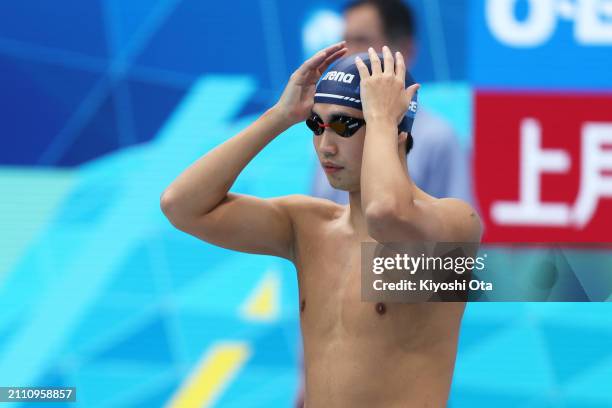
[395,51,406,80]
[354,55,370,79]
[382,46,394,75]
[300,41,346,75]
[317,46,348,75]
[368,47,382,75]
[405,83,420,101]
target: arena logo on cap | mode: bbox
[321,71,355,84]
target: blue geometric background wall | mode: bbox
[0,0,467,167]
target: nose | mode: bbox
[315,128,338,157]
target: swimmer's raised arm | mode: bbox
[356,47,481,243]
[160,41,347,260]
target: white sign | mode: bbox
[486,0,612,47]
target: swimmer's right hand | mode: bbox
[273,41,348,126]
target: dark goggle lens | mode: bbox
[329,121,348,136]
[306,114,364,137]
[306,117,324,135]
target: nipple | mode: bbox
[375,302,386,315]
[300,299,306,313]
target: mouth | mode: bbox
[322,162,344,174]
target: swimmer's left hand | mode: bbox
[355,46,420,129]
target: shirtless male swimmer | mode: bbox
[160,42,482,407]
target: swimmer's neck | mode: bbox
[347,191,368,237]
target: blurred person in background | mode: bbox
[311,0,472,205]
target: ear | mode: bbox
[398,131,408,152]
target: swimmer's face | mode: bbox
[311,103,366,192]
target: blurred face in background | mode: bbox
[343,3,415,65]
[343,4,386,53]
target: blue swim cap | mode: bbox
[314,52,418,134]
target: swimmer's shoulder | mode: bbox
[430,197,483,242]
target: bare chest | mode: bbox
[295,229,407,339]
[293,223,463,350]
